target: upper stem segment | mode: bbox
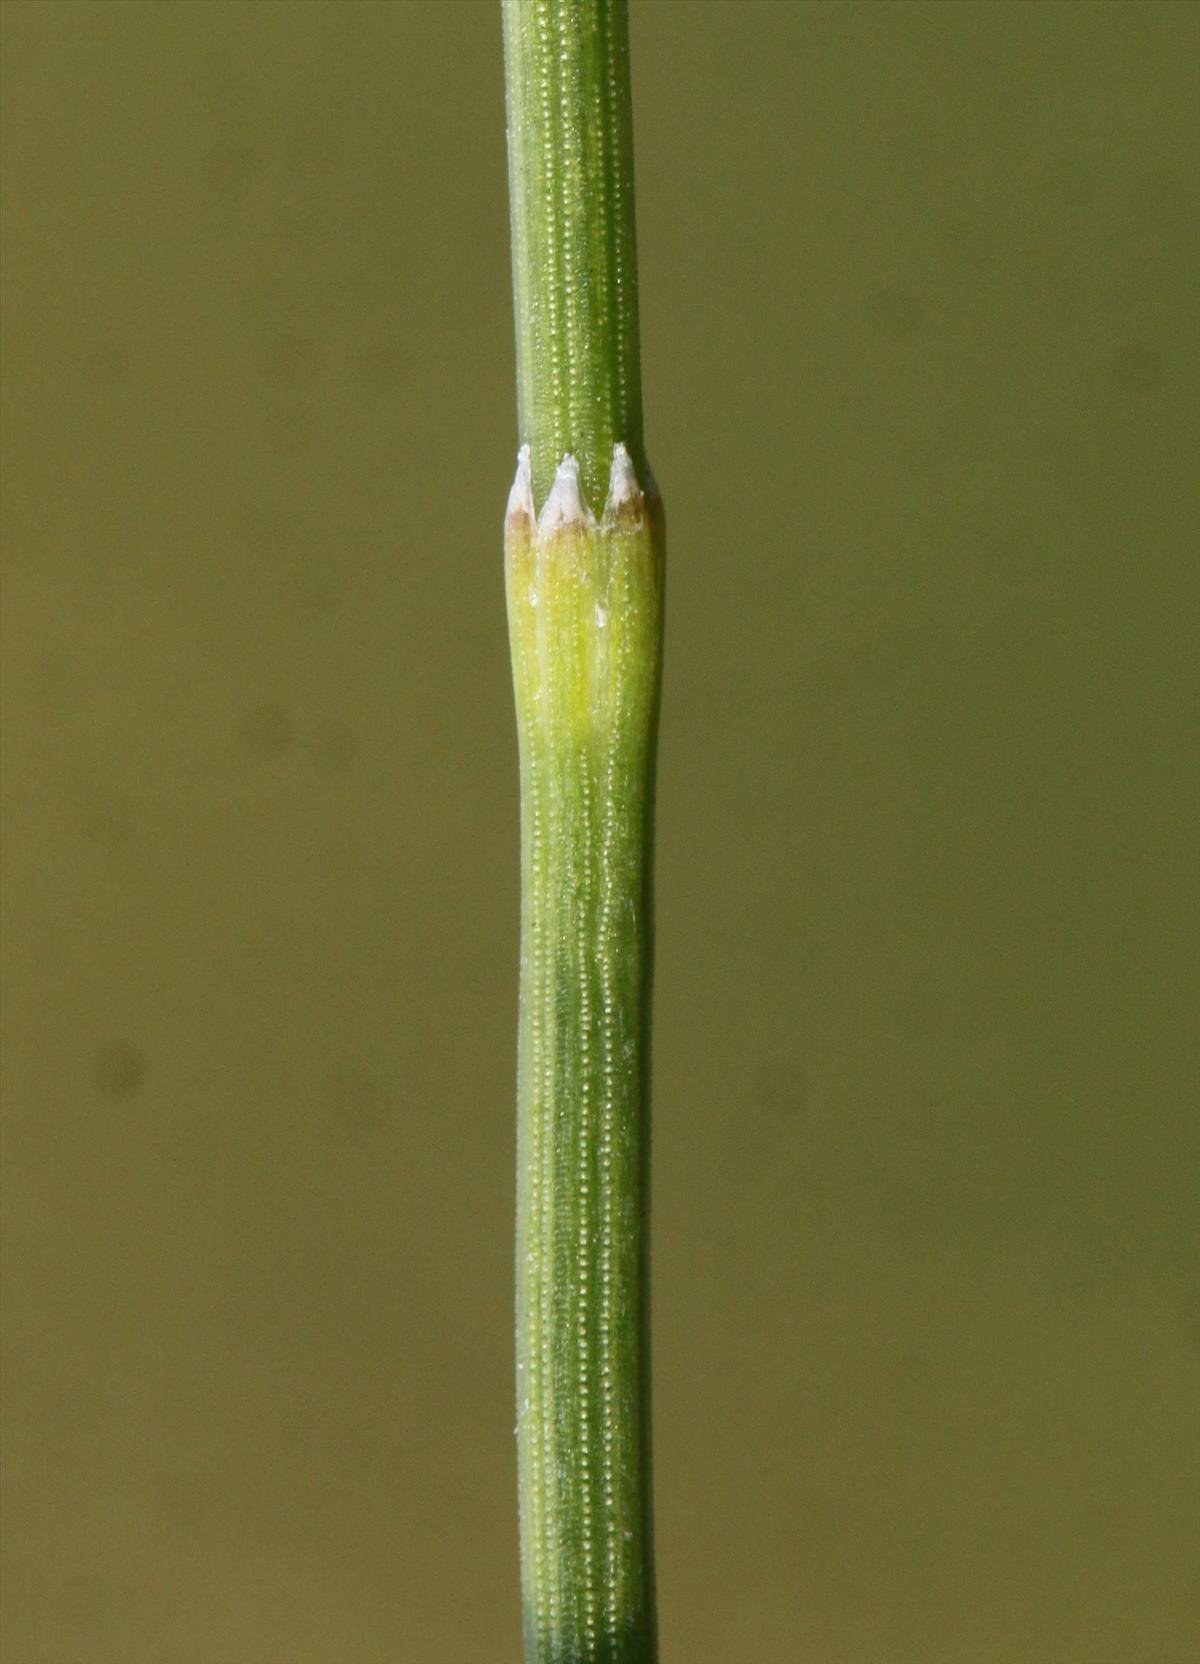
[501,0,645,513]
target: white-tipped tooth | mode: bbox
[538,453,595,534]
[603,441,643,519]
[505,443,535,526]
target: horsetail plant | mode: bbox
[501,3,662,1661]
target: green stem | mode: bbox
[501,5,661,1662]
[502,0,644,513]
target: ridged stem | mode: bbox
[505,451,662,1664]
[501,5,660,1661]
[501,0,644,513]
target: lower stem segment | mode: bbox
[506,447,663,1663]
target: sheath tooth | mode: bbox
[538,453,596,535]
[506,443,535,529]
[604,442,640,512]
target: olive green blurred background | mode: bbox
[1,1,1197,1660]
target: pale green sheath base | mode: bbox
[505,443,663,1664]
